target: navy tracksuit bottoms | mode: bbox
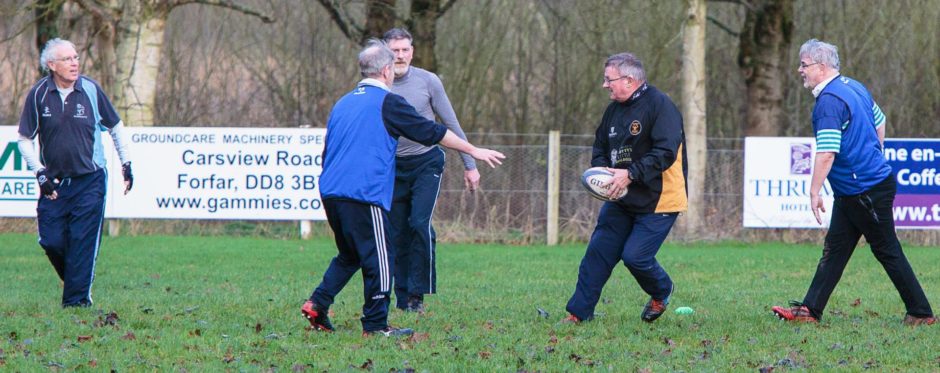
[389,148,445,307]
[311,199,394,332]
[566,202,678,321]
[37,168,107,307]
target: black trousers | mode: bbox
[311,199,393,332]
[389,148,445,308]
[37,169,107,307]
[802,175,933,319]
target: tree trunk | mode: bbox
[363,0,396,44]
[34,0,63,65]
[408,0,439,71]
[114,16,165,126]
[72,0,271,126]
[680,0,707,237]
[737,0,793,136]
[318,0,454,72]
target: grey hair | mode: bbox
[799,39,840,70]
[358,39,394,78]
[39,38,76,74]
[605,52,646,82]
[382,28,413,44]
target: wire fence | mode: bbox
[433,134,940,245]
[2,133,937,245]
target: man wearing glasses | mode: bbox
[382,28,479,313]
[771,39,935,326]
[17,38,133,307]
[563,52,688,324]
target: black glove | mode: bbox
[37,169,56,197]
[122,162,134,192]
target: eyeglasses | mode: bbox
[603,76,628,84]
[799,61,820,69]
[56,55,80,63]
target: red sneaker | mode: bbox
[902,314,936,326]
[641,284,673,323]
[771,301,818,323]
[301,300,334,332]
[560,314,582,324]
[641,298,669,322]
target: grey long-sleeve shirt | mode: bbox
[391,67,476,170]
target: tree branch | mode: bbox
[707,0,756,12]
[0,17,37,44]
[707,15,739,37]
[0,0,65,44]
[176,0,276,23]
[72,0,117,24]
[317,0,359,42]
[436,0,458,19]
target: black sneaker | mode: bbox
[301,300,334,332]
[641,284,673,322]
[362,326,414,337]
[405,296,426,314]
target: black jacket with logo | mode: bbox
[591,84,688,213]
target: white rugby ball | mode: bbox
[581,167,628,201]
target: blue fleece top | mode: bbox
[319,79,448,211]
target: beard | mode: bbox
[393,64,409,77]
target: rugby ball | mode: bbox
[581,167,628,201]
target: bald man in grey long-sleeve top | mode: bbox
[384,28,480,313]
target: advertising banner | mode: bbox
[1,126,326,220]
[743,137,939,229]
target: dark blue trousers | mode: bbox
[566,203,678,321]
[36,168,107,307]
[389,148,444,308]
[802,175,933,319]
[311,199,394,332]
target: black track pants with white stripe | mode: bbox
[311,199,394,332]
[37,168,107,307]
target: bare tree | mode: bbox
[316,0,457,71]
[34,0,63,56]
[70,0,273,126]
[709,0,793,136]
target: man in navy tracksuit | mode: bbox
[17,38,133,308]
[772,39,935,326]
[564,52,688,324]
[384,28,480,313]
[301,39,504,337]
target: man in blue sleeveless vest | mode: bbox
[17,38,133,308]
[772,39,935,326]
[300,39,505,337]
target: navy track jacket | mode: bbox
[319,80,448,211]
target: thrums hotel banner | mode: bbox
[743,137,940,229]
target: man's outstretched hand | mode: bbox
[469,148,505,169]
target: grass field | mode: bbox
[1,233,938,371]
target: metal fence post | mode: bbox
[547,130,560,245]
